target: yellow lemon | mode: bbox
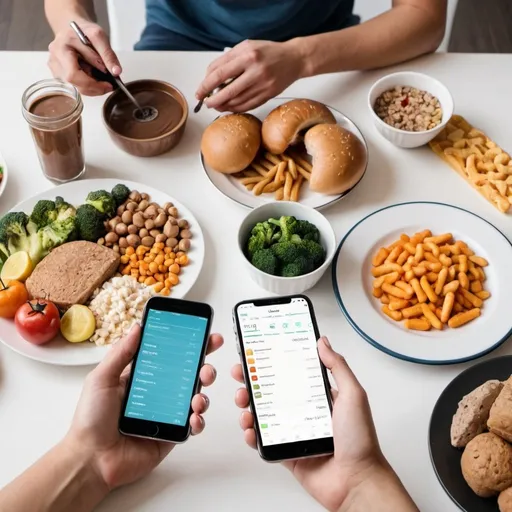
[1,251,33,282]
[60,305,96,343]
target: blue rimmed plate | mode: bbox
[332,202,512,365]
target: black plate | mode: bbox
[429,356,512,512]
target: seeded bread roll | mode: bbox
[488,376,512,442]
[450,379,504,448]
[461,433,512,498]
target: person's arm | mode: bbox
[295,0,447,77]
[45,0,96,34]
[0,439,107,512]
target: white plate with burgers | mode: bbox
[0,179,204,366]
[201,97,368,210]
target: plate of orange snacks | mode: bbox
[332,202,512,364]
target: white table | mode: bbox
[0,51,510,512]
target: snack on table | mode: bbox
[374,86,442,132]
[429,115,512,213]
[461,433,512,498]
[371,230,490,331]
[88,274,155,346]
[201,113,261,174]
[305,124,366,195]
[26,241,120,309]
[450,380,504,448]
[261,99,336,154]
[488,377,512,443]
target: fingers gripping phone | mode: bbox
[119,297,213,443]
[233,295,334,462]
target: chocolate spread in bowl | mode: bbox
[107,89,183,139]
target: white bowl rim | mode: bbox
[367,71,454,136]
[238,201,337,282]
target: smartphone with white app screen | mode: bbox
[233,295,334,462]
[119,297,213,443]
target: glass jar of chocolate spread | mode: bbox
[22,79,85,182]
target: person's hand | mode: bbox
[66,324,223,490]
[195,40,305,112]
[48,19,121,96]
[232,336,388,512]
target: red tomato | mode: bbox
[15,300,61,345]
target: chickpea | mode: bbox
[178,239,191,252]
[108,216,121,230]
[129,190,142,202]
[132,212,145,228]
[157,208,165,215]
[156,233,167,244]
[163,202,173,211]
[105,232,119,244]
[138,199,149,211]
[144,205,158,218]
[140,192,150,201]
[115,223,128,236]
[126,201,138,212]
[97,237,105,246]
[178,219,189,229]
[154,213,167,228]
[150,229,161,238]
[121,210,133,224]
[168,216,178,226]
[119,237,128,248]
[112,244,120,253]
[145,219,155,230]
[127,224,138,235]
[127,234,141,247]
[180,229,192,239]
[166,237,179,248]
[120,247,126,255]
[164,221,180,238]
[116,204,126,216]
[141,236,155,247]
[139,228,149,239]
[168,206,179,218]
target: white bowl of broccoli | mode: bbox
[238,201,336,295]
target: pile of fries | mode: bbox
[429,115,512,213]
[371,230,490,331]
[233,151,313,202]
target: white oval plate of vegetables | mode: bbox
[0,179,204,366]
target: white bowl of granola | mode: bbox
[368,71,454,148]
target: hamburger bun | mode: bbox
[201,113,261,174]
[488,376,512,443]
[262,99,336,154]
[305,124,366,195]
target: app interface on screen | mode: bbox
[237,299,332,446]
[125,309,208,426]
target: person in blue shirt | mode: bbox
[46,0,447,112]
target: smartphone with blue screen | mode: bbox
[119,297,213,443]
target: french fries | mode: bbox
[233,151,312,202]
[371,230,490,331]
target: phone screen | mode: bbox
[237,297,332,447]
[124,308,209,426]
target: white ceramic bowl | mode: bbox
[238,202,336,295]
[368,71,454,148]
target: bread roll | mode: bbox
[262,99,336,154]
[201,113,261,174]
[450,379,504,448]
[488,376,512,442]
[305,124,366,195]
[499,487,512,512]
[461,433,512,498]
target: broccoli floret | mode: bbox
[281,256,313,277]
[246,221,278,258]
[247,236,266,259]
[76,204,106,242]
[271,241,307,264]
[111,184,130,207]
[0,242,8,269]
[268,216,298,242]
[295,220,320,242]
[299,239,326,268]
[251,249,278,275]
[55,196,76,220]
[0,212,29,245]
[30,200,57,229]
[85,190,116,217]
[39,215,77,253]
[0,212,45,263]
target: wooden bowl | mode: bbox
[103,79,188,157]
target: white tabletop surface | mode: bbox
[0,51,511,512]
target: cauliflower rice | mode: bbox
[88,275,154,346]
